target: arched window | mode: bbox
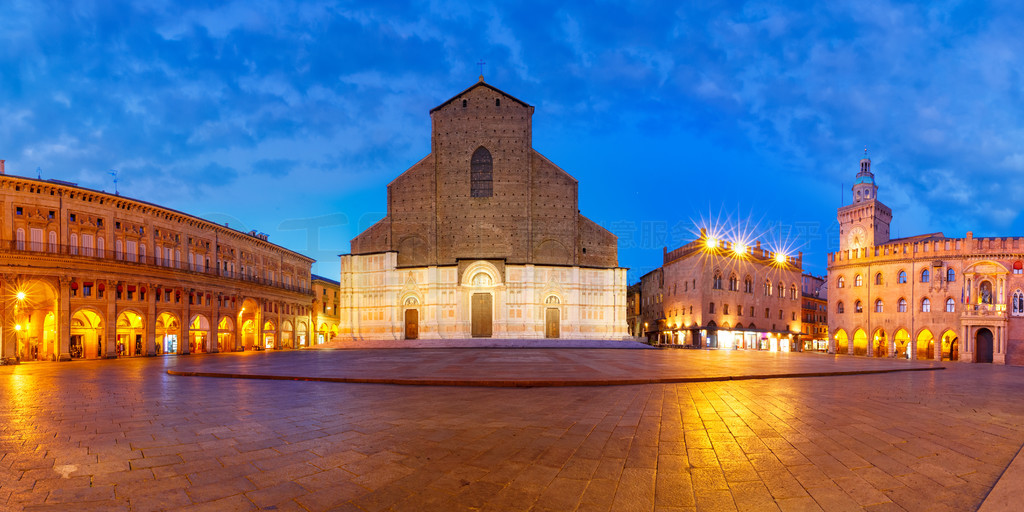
[790,284,797,300]
[15,228,25,250]
[765,280,772,296]
[875,299,883,313]
[854,300,863,313]
[713,271,722,290]
[837,301,844,314]
[837,276,845,288]
[1013,290,1024,315]
[921,269,930,283]
[744,276,752,293]
[921,297,931,312]
[116,240,124,260]
[947,268,957,281]
[854,274,863,287]
[70,233,78,255]
[48,231,57,253]
[946,298,956,313]
[778,282,784,298]
[875,272,883,285]
[729,274,738,291]
[898,270,907,283]
[898,298,907,312]
[470,147,493,197]
[1014,261,1024,275]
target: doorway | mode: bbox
[471,293,492,338]
[405,309,419,340]
[976,328,994,363]
[545,308,560,338]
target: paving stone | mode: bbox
[2,349,1024,512]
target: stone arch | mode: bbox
[71,307,104,359]
[916,328,935,360]
[872,328,887,357]
[218,316,235,352]
[238,298,260,350]
[262,320,277,349]
[189,314,211,354]
[281,320,294,349]
[462,260,502,287]
[7,278,59,361]
[397,235,428,267]
[116,309,146,357]
[535,239,571,265]
[834,329,849,354]
[940,329,959,361]
[894,328,910,358]
[852,328,868,356]
[155,311,181,355]
[296,320,308,346]
[975,327,994,363]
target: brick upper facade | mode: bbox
[349,80,618,269]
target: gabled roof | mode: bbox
[429,79,532,113]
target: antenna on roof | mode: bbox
[36,167,41,179]
[109,169,119,196]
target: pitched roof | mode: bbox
[429,79,532,113]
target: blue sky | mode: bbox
[3,1,1024,282]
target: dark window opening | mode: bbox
[470,147,493,197]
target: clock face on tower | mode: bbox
[847,226,867,250]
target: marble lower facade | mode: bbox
[338,252,629,340]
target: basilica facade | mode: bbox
[338,80,628,340]
[828,156,1024,365]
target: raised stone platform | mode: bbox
[312,337,654,350]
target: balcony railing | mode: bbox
[2,240,312,294]
[962,303,1006,317]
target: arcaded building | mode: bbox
[828,156,1024,365]
[0,163,315,362]
[338,79,628,340]
[641,231,803,350]
[312,274,340,344]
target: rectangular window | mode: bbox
[15,206,22,215]
[723,304,729,315]
[83,285,92,297]
[709,302,715,314]
[765,308,770,318]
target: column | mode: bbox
[209,293,219,353]
[104,283,117,358]
[145,283,157,356]
[275,302,282,349]
[182,288,192,355]
[58,276,71,361]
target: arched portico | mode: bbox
[70,308,104,359]
[281,320,294,348]
[116,310,145,357]
[852,329,867,356]
[155,312,181,355]
[941,329,959,361]
[238,298,260,350]
[5,278,59,361]
[894,329,910,359]
[189,314,211,354]
[218,316,235,352]
[262,320,276,349]
[834,329,848,355]
[916,329,934,360]
[872,329,887,357]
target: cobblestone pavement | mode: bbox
[2,350,1023,511]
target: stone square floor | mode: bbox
[1,347,1022,511]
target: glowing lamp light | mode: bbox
[14,324,21,331]
[16,291,26,301]
[774,252,787,264]
[706,237,719,249]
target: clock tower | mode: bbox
[838,156,892,252]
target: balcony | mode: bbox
[2,241,312,295]
[962,303,1006,318]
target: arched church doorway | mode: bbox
[545,296,560,339]
[471,293,492,338]
[976,328,994,363]
[405,309,419,340]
